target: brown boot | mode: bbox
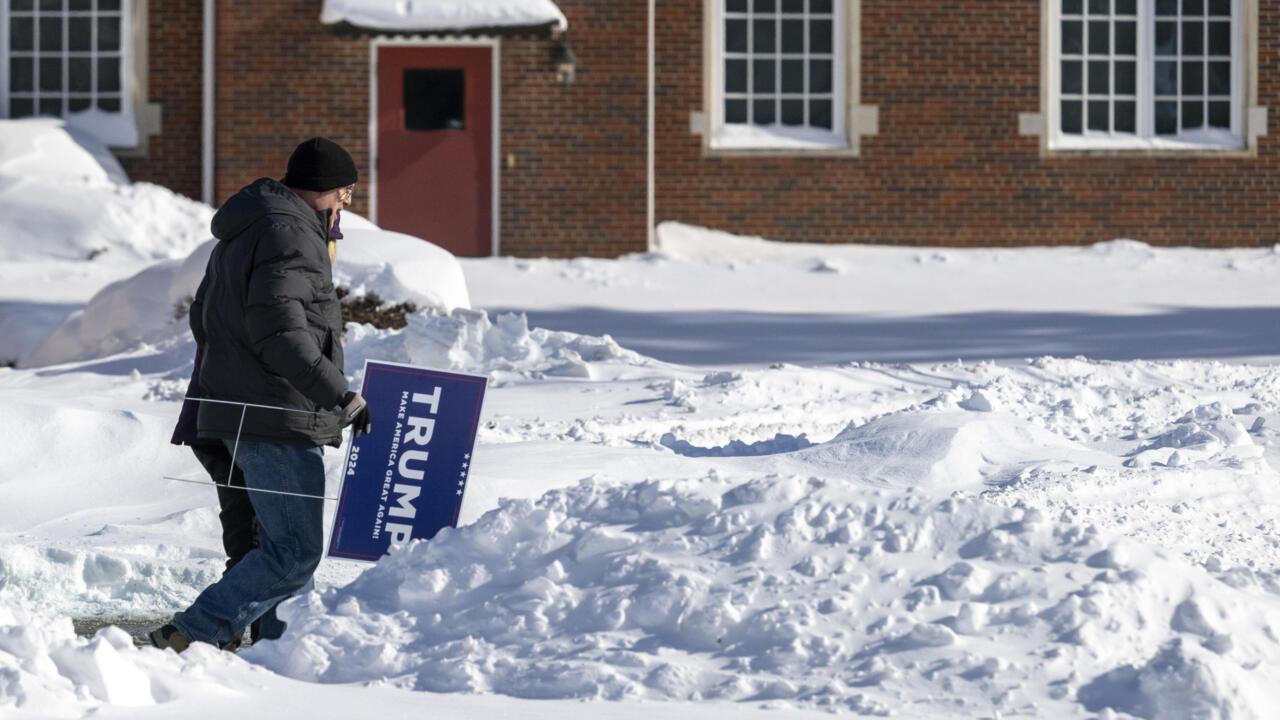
[148,624,191,653]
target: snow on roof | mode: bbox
[320,0,568,34]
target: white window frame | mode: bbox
[0,0,142,148]
[1047,0,1249,152]
[704,0,868,155]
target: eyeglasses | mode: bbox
[338,184,355,202]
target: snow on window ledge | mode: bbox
[711,124,849,152]
[1050,128,1245,152]
[320,0,568,33]
[63,109,140,149]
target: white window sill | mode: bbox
[64,109,140,149]
[710,124,849,152]
[1050,128,1245,152]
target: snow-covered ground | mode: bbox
[4,118,1280,718]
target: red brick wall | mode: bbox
[657,1,1280,247]
[117,0,203,200]
[213,1,369,209]
[135,1,1278,253]
[499,0,648,256]
[207,0,646,257]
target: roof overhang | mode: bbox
[321,0,568,39]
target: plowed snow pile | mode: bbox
[245,468,1280,717]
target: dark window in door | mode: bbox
[403,68,465,131]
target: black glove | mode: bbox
[337,391,372,438]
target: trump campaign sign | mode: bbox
[328,360,487,562]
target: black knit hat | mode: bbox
[283,137,358,192]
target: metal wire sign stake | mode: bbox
[161,396,342,501]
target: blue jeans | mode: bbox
[173,440,325,647]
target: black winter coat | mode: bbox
[192,178,347,447]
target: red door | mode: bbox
[377,47,492,257]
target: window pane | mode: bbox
[10,98,34,118]
[725,19,747,53]
[98,57,121,92]
[1156,22,1177,55]
[809,99,831,129]
[781,59,803,92]
[1208,101,1230,128]
[782,0,803,11]
[1061,100,1083,133]
[1116,21,1136,55]
[1208,0,1230,14]
[811,0,832,12]
[98,96,121,112]
[1089,0,1108,13]
[727,0,746,11]
[725,99,747,123]
[403,69,465,131]
[39,0,63,10]
[1088,21,1109,54]
[1182,61,1204,95]
[69,57,91,92]
[1156,0,1177,14]
[39,57,62,91]
[69,17,94,52]
[38,98,62,116]
[1183,0,1204,14]
[725,59,747,92]
[10,57,34,93]
[1155,101,1178,133]
[1115,61,1135,95]
[10,17,33,52]
[99,17,121,52]
[752,59,775,92]
[752,19,775,52]
[69,96,91,112]
[1208,21,1230,55]
[782,20,804,53]
[38,16,63,52]
[1115,101,1136,132]
[1062,0,1082,13]
[809,59,831,93]
[69,0,91,9]
[1183,22,1203,55]
[1088,61,1109,95]
[1062,61,1083,94]
[753,0,775,11]
[12,0,34,10]
[1155,61,1178,95]
[811,20,832,54]
[1182,100,1204,129]
[1062,21,1083,54]
[1116,0,1136,13]
[1208,60,1231,95]
[781,99,804,125]
[752,99,775,125]
[1088,101,1108,131]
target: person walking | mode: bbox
[151,137,372,652]
[170,343,264,646]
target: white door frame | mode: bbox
[369,36,502,257]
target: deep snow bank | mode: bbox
[0,602,233,716]
[0,119,211,264]
[23,219,472,368]
[344,308,647,383]
[246,472,1280,717]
